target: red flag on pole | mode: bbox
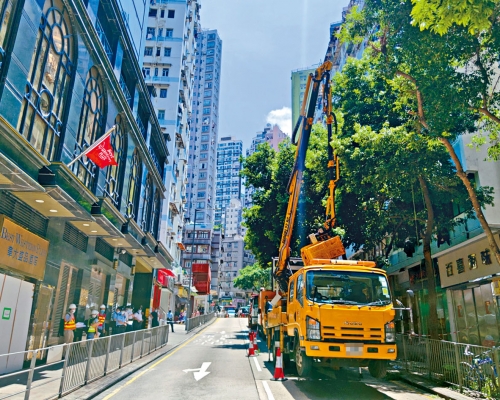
[84,133,118,168]
[67,126,117,169]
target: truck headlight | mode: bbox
[385,321,395,343]
[307,316,321,341]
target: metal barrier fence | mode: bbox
[396,334,500,398]
[0,325,169,400]
[185,312,215,332]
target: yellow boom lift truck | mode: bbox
[258,53,400,379]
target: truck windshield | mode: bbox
[306,270,392,305]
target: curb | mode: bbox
[80,318,216,400]
[398,374,474,400]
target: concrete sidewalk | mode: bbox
[63,320,217,400]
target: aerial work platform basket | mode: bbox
[301,236,345,266]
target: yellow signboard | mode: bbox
[0,215,49,280]
[492,277,500,296]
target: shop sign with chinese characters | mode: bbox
[0,215,49,280]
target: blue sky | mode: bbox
[201,0,350,149]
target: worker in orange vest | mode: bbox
[98,305,107,336]
[64,304,77,344]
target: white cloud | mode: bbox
[266,107,292,136]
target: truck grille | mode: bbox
[322,326,382,342]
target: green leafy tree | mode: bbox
[340,0,500,267]
[331,55,476,339]
[410,0,499,35]
[233,263,270,291]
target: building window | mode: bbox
[203,108,210,115]
[205,65,213,72]
[146,27,155,38]
[152,189,161,238]
[157,28,163,37]
[148,8,157,17]
[144,46,153,56]
[201,126,209,132]
[127,149,142,220]
[198,182,206,188]
[0,0,14,63]
[104,115,126,207]
[207,33,216,40]
[204,82,212,89]
[207,49,214,56]
[205,73,213,80]
[162,68,169,76]
[156,47,161,56]
[18,0,74,161]
[168,9,175,18]
[154,67,158,76]
[207,41,215,49]
[166,28,173,37]
[158,110,165,120]
[201,144,208,151]
[160,9,165,18]
[198,192,205,198]
[164,47,171,57]
[203,99,211,106]
[160,88,167,98]
[201,135,209,141]
[72,67,105,190]
[206,57,214,64]
[142,67,150,77]
[204,90,212,97]
[141,174,153,232]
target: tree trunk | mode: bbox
[439,138,500,265]
[417,176,440,339]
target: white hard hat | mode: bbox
[69,304,76,309]
[91,309,99,316]
[100,304,106,309]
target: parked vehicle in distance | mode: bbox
[227,309,236,318]
[240,307,249,317]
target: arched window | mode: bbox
[0,0,14,67]
[126,149,141,220]
[18,0,74,160]
[72,66,105,189]
[151,189,161,239]
[141,174,153,232]
[104,115,126,207]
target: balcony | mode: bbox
[145,75,179,84]
[136,116,147,139]
[119,75,132,105]
[95,20,113,62]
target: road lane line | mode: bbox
[253,356,262,372]
[102,320,219,400]
[262,381,275,400]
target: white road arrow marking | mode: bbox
[183,362,211,381]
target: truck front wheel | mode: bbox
[295,338,312,377]
[368,360,388,379]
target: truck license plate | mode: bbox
[345,343,363,355]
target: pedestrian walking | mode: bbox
[64,304,77,344]
[150,308,159,328]
[85,310,100,339]
[167,309,174,332]
[98,304,107,336]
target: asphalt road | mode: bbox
[94,318,443,400]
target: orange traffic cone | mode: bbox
[248,332,256,357]
[271,346,287,381]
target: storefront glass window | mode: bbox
[18,0,74,160]
[72,66,105,189]
[104,116,126,207]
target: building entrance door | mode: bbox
[0,273,34,374]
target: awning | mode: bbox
[177,242,186,251]
[159,268,175,278]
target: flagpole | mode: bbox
[67,125,116,167]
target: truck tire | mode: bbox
[295,337,312,377]
[368,360,388,379]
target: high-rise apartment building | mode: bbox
[244,124,289,210]
[182,29,223,303]
[143,0,201,269]
[186,29,222,225]
[215,137,243,229]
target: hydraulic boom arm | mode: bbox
[274,61,335,293]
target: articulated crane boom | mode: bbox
[274,60,345,294]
